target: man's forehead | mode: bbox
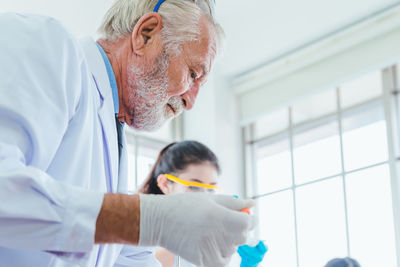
[176,15,217,75]
[183,33,216,72]
[184,49,213,77]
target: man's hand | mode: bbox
[139,193,256,267]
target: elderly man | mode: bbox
[0,0,255,266]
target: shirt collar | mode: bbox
[95,42,119,115]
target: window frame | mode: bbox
[243,65,400,266]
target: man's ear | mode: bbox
[132,12,163,56]
[157,174,170,194]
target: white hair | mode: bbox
[98,0,225,54]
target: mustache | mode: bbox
[167,97,184,115]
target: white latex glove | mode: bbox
[139,193,256,267]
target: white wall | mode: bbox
[0,0,112,37]
[182,69,244,266]
[183,74,218,150]
[183,66,245,197]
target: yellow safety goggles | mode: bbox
[164,174,221,193]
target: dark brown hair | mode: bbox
[325,258,361,267]
[139,140,220,194]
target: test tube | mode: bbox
[174,255,180,267]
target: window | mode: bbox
[125,116,182,193]
[292,89,336,125]
[341,101,388,171]
[245,68,399,267]
[254,108,289,139]
[255,135,292,194]
[346,165,397,267]
[293,119,341,184]
[296,177,347,267]
[258,191,297,266]
[340,71,382,109]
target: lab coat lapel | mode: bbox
[117,132,129,193]
[79,37,119,193]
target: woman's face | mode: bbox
[158,162,219,194]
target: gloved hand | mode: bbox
[238,241,268,267]
[139,193,256,267]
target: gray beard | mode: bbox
[127,50,174,131]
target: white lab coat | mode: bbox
[0,13,159,267]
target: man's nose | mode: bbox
[181,85,200,110]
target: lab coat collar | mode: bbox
[95,42,119,116]
[79,36,120,193]
[79,37,113,101]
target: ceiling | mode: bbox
[215,0,400,77]
[1,0,399,78]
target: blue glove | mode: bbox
[238,241,268,267]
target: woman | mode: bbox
[140,140,221,195]
[139,140,221,266]
[139,140,266,267]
